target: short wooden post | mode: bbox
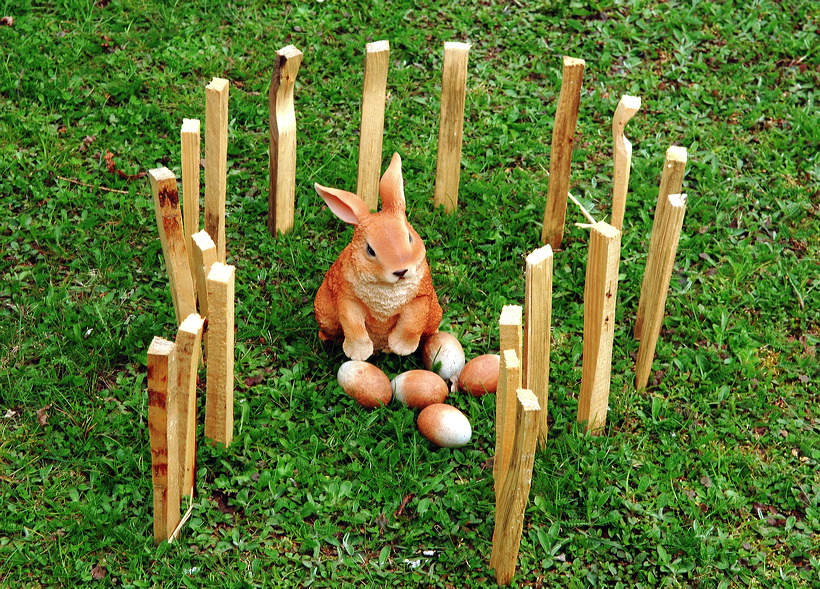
[524,245,553,447]
[541,56,585,249]
[149,167,196,325]
[610,95,641,232]
[490,388,541,586]
[204,262,235,446]
[356,40,390,211]
[433,42,470,213]
[635,146,688,341]
[174,313,205,498]
[634,193,688,391]
[191,230,218,357]
[577,221,621,434]
[268,45,303,235]
[181,118,201,288]
[494,347,522,492]
[205,77,229,262]
[499,304,523,358]
[147,336,180,544]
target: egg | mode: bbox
[337,361,392,409]
[392,370,449,409]
[422,332,466,382]
[417,403,472,448]
[458,354,501,396]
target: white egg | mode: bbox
[417,403,472,448]
[422,332,466,382]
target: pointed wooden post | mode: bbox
[149,167,196,325]
[205,77,229,262]
[181,118,201,288]
[204,262,235,446]
[147,336,180,543]
[524,245,553,447]
[577,221,621,434]
[268,45,303,235]
[174,313,205,498]
[434,42,470,213]
[610,95,641,232]
[490,388,541,585]
[634,193,688,391]
[541,56,585,249]
[357,40,390,211]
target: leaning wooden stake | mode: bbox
[147,336,180,544]
[524,245,553,447]
[205,77,229,262]
[268,45,303,235]
[204,262,235,446]
[181,118,201,288]
[433,42,470,213]
[494,346,522,492]
[635,146,688,341]
[634,193,688,391]
[356,40,390,211]
[149,167,196,325]
[577,221,621,434]
[541,56,586,249]
[610,95,641,232]
[490,388,541,586]
[174,313,205,498]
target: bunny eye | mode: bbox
[365,243,376,257]
[408,233,413,244]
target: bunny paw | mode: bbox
[388,332,421,356]
[344,337,374,361]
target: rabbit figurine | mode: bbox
[314,153,443,361]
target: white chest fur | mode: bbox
[352,271,423,322]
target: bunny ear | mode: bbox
[314,183,369,225]
[379,153,406,214]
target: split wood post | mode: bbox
[174,313,205,498]
[181,118,201,289]
[634,193,688,391]
[524,245,553,448]
[490,388,541,586]
[191,230,218,358]
[635,146,688,341]
[147,336,181,544]
[433,42,470,213]
[577,221,621,435]
[204,262,235,446]
[268,45,303,235]
[149,167,196,325]
[541,56,586,249]
[356,40,390,211]
[205,77,229,262]
[610,95,641,232]
[495,348,522,494]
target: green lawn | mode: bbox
[1,0,818,586]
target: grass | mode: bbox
[1,0,818,586]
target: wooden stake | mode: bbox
[181,118,201,289]
[524,245,553,447]
[205,77,229,262]
[541,56,586,249]
[356,40,390,211]
[494,348,521,493]
[191,230,218,357]
[499,304,523,358]
[634,193,688,391]
[433,42,470,213]
[635,146,688,341]
[204,262,235,446]
[490,388,541,586]
[147,336,180,543]
[610,95,641,232]
[268,45,303,235]
[149,167,196,325]
[174,313,204,498]
[577,221,621,435]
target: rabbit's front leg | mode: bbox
[338,297,374,360]
[387,297,430,356]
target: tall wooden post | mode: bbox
[204,262,235,446]
[433,42,470,213]
[268,45,303,235]
[524,245,553,447]
[577,221,621,434]
[610,95,641,232]
[174,313,205,498]
[205,78,229,262]
[181,118,201,288]
[356,40,390,211]
[541,56,585,249]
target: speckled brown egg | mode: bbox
[422,332,466,382]
[392,370,449,409]
[458,354,501,396]
[417,403,472,448]
[337,361,392,409]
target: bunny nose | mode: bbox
[393,269,408,279]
